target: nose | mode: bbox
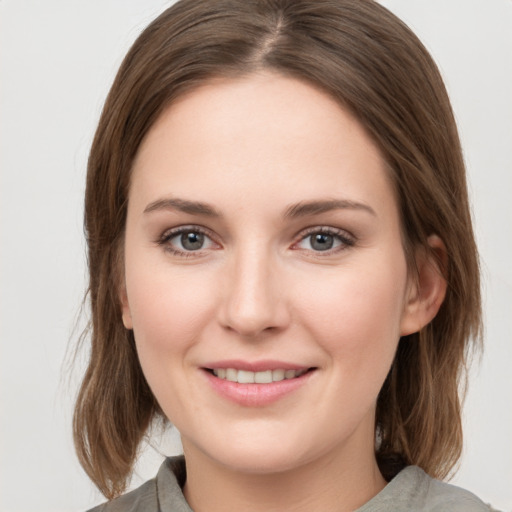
[218,246,290,338]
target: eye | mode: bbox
[174,231,207,251]
[307,232,337,251]
[294,228,354,253]
[159,226,218,255]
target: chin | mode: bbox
[185,430,323,476]
[219,450,309,475]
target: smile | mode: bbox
[204,365,316,406]
[212,368,308,383]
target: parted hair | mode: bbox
[74,0,481,499]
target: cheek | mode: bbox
[295,255,408,370]
[125,262,217,359]
[124,263,220,418]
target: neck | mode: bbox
[182,439,386,512]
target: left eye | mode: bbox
[296,230,353,252]
[164,229,216,252]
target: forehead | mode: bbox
[130,71,396,218]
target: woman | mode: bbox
[74,0,496,510]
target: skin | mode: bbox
[121,72,446,512]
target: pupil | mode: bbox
[311,233,333,251]
[181,232,204,250]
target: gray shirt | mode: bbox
[88,456,498,511]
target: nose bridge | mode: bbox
[220,241,288,337]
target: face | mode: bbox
[121,72,420,476]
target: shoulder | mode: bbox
[420,471,495,512]
[86,456,191,512]
[86,478,158,512]
[384,466,496,512]
[358,466,499,512]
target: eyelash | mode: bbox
[157,225,218,258]
[292,226,355,256]
[157,225,356,257]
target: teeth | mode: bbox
[237,370,255,384]
[212,368,307,383]
[226,368,237,382]
[272,369,285,382]
[255,370,272,384]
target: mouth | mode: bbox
[205,367,315,384]
[202,363,317,406]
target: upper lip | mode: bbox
[202,359,312,372]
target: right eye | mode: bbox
[159,226,218,256]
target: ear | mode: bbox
[400,235,448,336]
[119,284,133,330]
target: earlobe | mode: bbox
[119,286,134,330]
[400,235,448,336]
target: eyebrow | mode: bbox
[284,199,376,218]
[143,197,376,218]
[143,197,221,217]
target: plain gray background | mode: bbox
[1,1,511,511]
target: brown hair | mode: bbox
[74,0,481,499]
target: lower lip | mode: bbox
[203,369,315,407]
